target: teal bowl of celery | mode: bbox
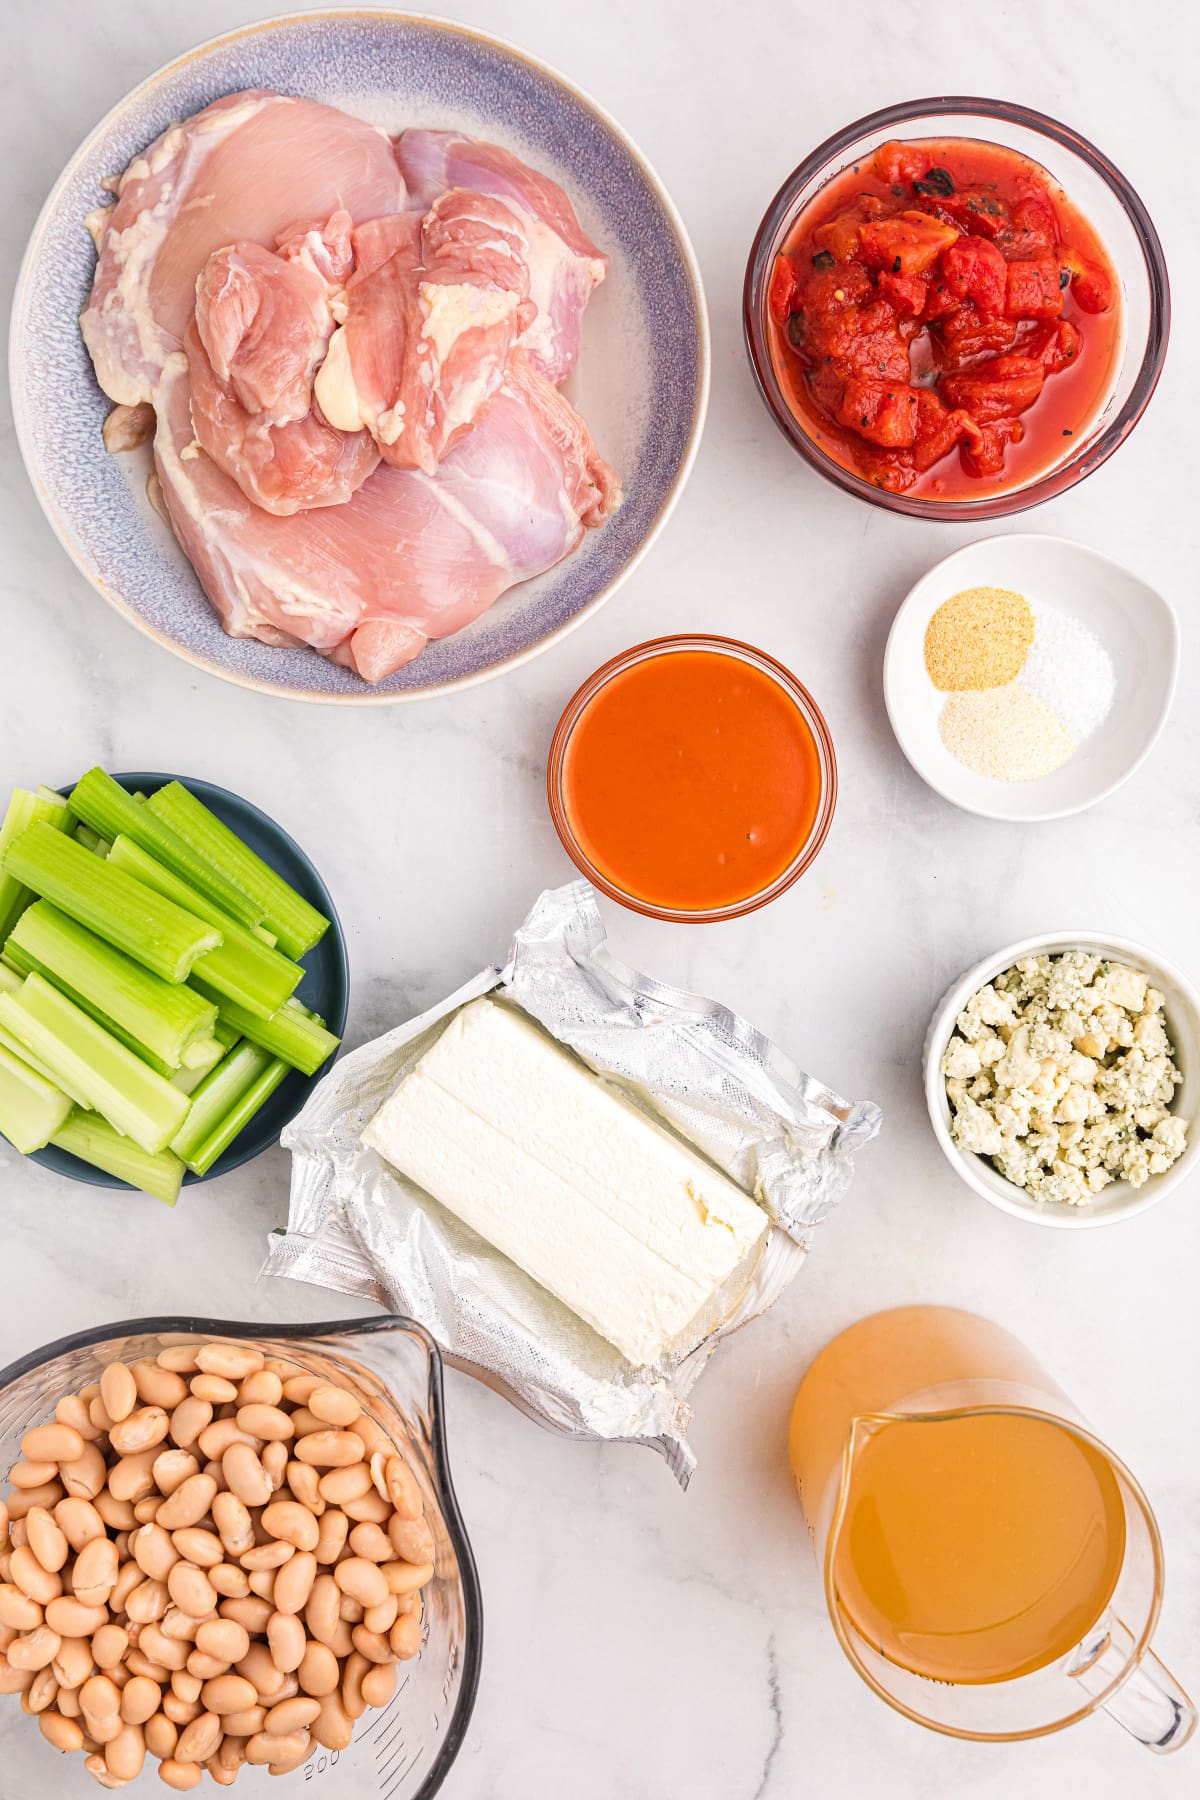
[0,769,347,1203]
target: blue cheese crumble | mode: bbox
[943,952,1187,1205]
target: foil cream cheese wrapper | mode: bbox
[266,882,881,1484]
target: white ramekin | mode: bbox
[924,932,1200,1229]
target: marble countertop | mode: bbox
[2,1,1198,1795]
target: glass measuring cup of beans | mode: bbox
[0,1315,481,1795]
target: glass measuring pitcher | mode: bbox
[789,1305,1194,1750]
[0,1314,482,1797]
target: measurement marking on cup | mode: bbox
[384,1747,425,1800]
[379,1736,414,1780]
[374,1715,409,1761]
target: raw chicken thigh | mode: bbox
[82,92,620,683]
[187,239,379,515]
[82,92,406,405]
[154,351,620,683]
[315,191,537,475]
[397,130,608,382]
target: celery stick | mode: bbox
[146,782,329,959]
[3,937,176,1079]
[70,769,265,932]
[190,980,340,1077]
[0,963,21,997]
[74,824,110,857]
[51,1110,184,1206]
[3,823,220,982]
[212,1017,241,1051]
[186,1056,289,1176]
[170,1041,274,1163]
[0,788,71,941]
[0,975,190,1154]
[0,1042,72,1153]
[0,1020,94,1107]
[172,1036,227,1094]
[8,902,217,1069]
[107,836,302,1018]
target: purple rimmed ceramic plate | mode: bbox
[11,10,709,704]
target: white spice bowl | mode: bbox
[884,534,1178,822]
[924,931,1200,1229]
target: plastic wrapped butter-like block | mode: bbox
[362,998,769,1365]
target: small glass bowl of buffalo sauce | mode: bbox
[547,636,837,922]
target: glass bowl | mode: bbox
[546,634,837,922]
[743,97,1170,520]
[0,1314,481,1797]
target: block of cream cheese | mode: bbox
[362,998,769,1364]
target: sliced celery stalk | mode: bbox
[170,1041,274,1163]
[186,1055,289,1176]
[181,1033,225,1071]
[0,963,21,997]
[8,901,217,1070]
[190,980,340,1077]
[4,937,176,1079]
[107,836,302,1019]
[69,769,265,932]
[0,1042,73,1153]
[2,823,221,983]
[0,787,71,941]
[51,1110,184,1206]
[74,823,109,857]
[172,1036,227,1094]
[0,974,190,1154]
[146,782,329,959]
[212,1017,241,1051]
[0,1019,93,1107]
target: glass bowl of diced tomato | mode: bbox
[744,98,1169,518]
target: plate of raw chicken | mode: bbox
[11,12,708,700]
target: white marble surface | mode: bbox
[3,1,1199,1794]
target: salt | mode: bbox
[1020,604,1115,741]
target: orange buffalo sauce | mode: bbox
[555,642,831,916]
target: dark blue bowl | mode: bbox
[29,771,348,1192]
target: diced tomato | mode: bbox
[767,254,798,325]
[858,212,960,277]
[834,380,920,447]
[1061,250,1115,314]
[910,391,980,473]
[768,133,1120,497]
[934,301,1018,368]
[939,237,1008,316]
[877,270,928,317]
[872,141,928,185]
[842,327,912,383]
[1022,319,1082,373]
[941,357,1045,420]
[854,446,919,491]
[1006,193,1060,255]
[813,196,887,262]
[1004,255,1064,320]
[922,277,960,323]
[801,263,874,316]
[927,188,1010,240]
[960,417,1025,477]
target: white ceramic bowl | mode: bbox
[884,534,1178,821]
[924,931,1200,1229]
[10,11,708,704]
